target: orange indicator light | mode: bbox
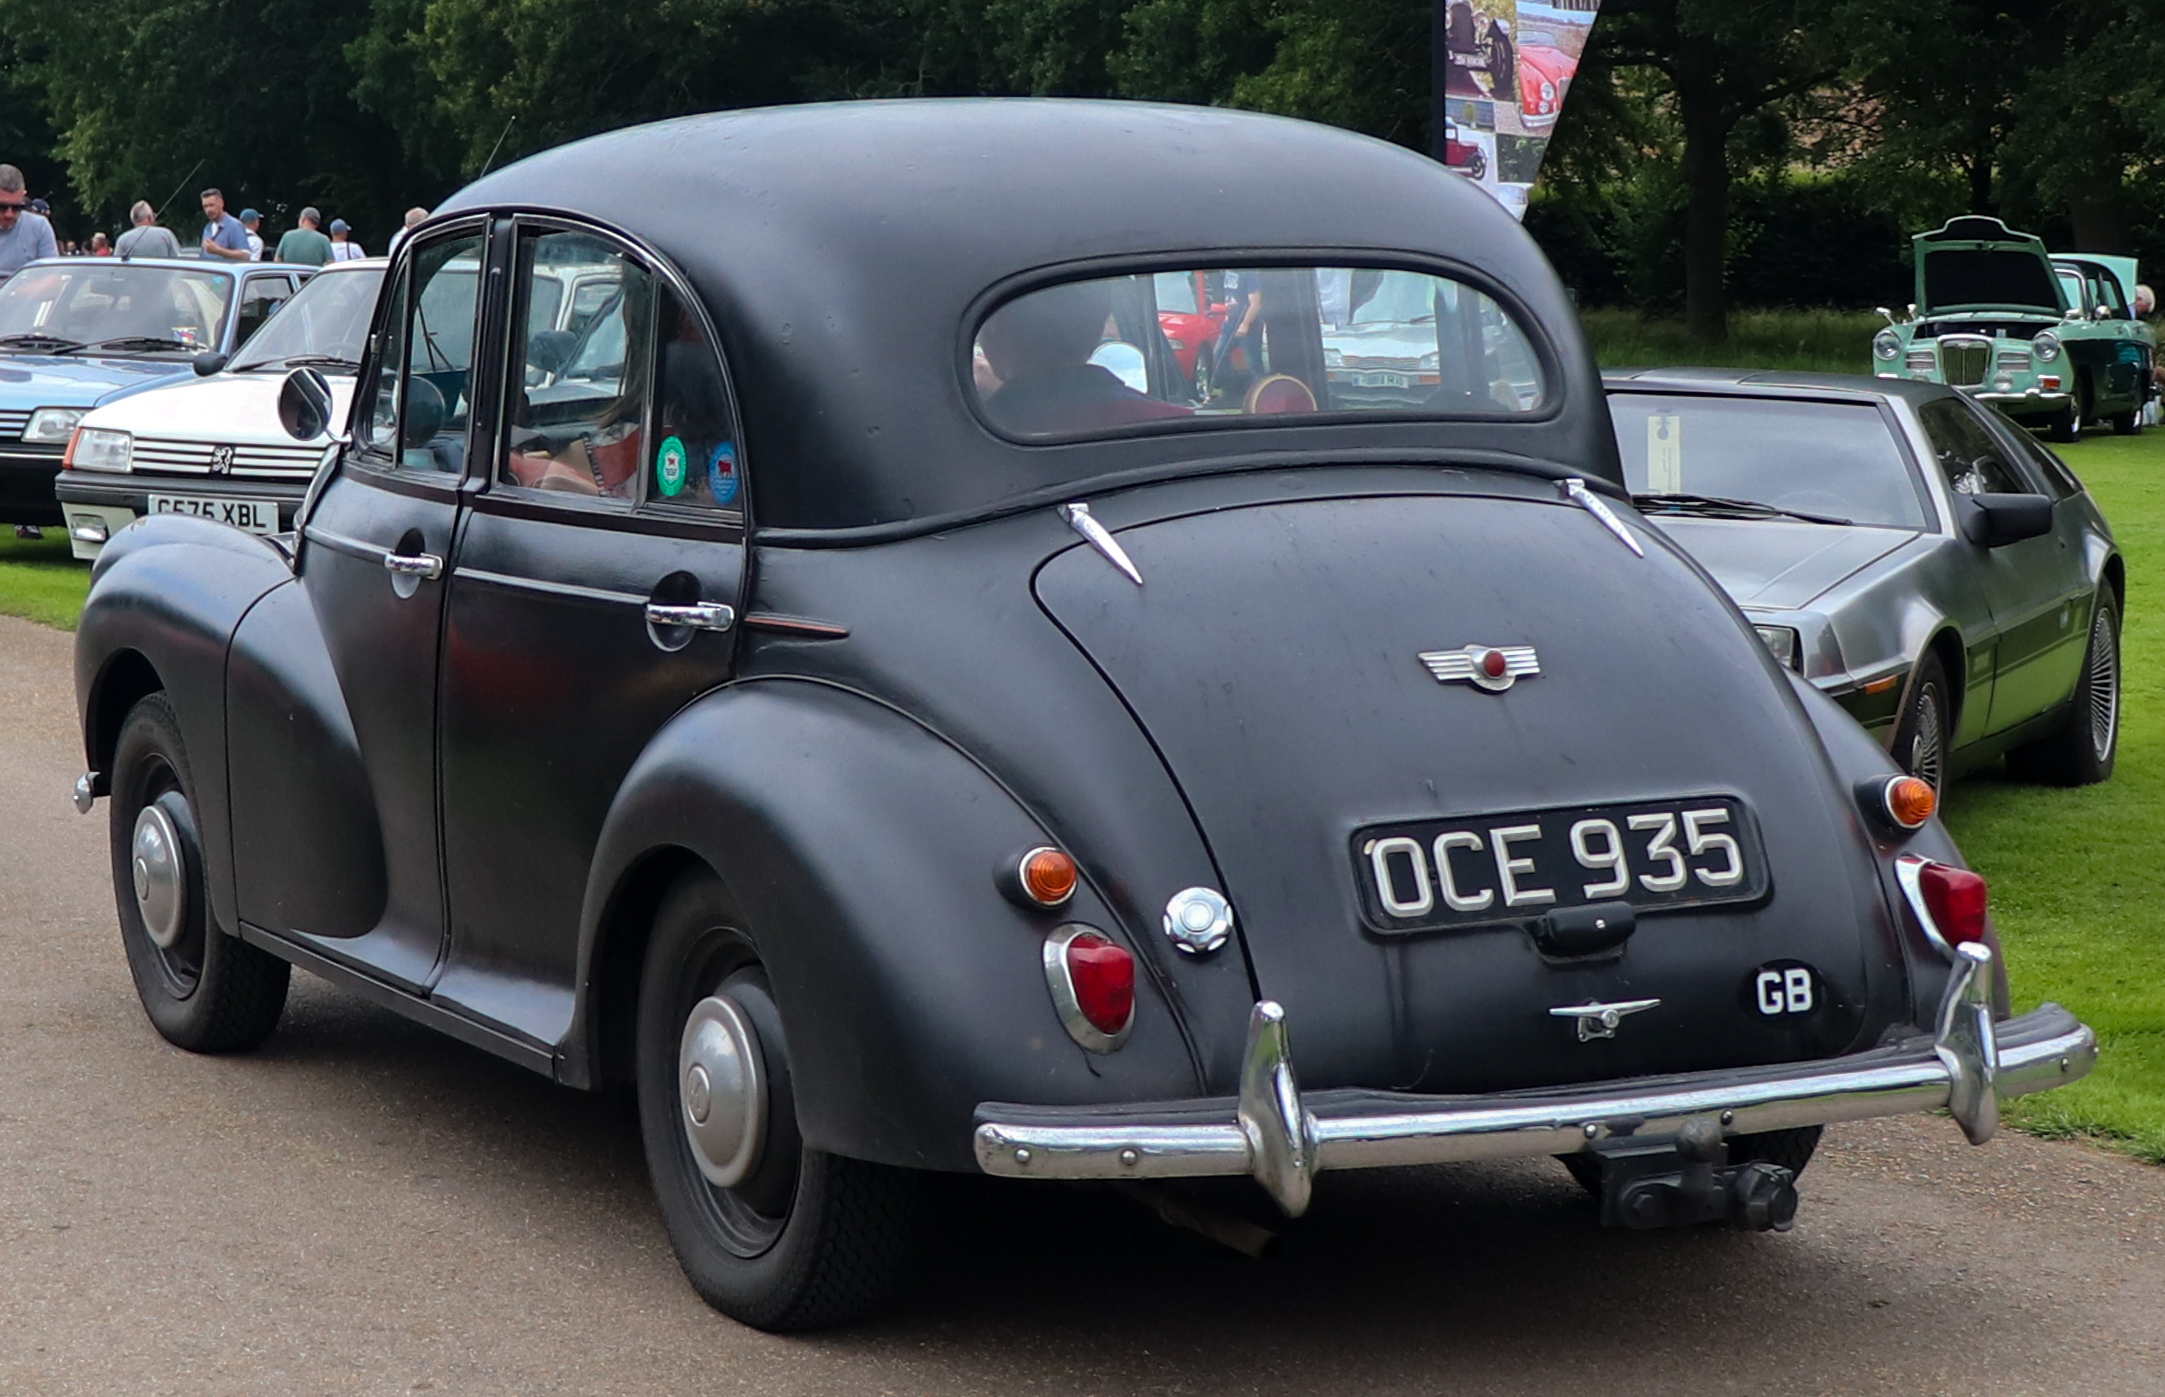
[1018,847,1078,907]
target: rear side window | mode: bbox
[970,265,1545,441]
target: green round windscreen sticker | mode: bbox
[656,436,688,496]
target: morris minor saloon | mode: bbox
[72,102,2096,1332]
[1874,216,2153,440]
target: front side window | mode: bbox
[0,263,232,353]
[1918,397,2027,496]
[1609,394,1929,530]
[971,264,1544,441]
[357,232,483,473]
[502,229,652,500]
[234,275,294,346]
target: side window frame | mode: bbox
[479,212,748,537]
[348,214,494,479]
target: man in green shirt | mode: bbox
[274,207,333,267]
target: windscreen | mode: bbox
[1608,394,1930,530]
[229,265,386,373]
[0,263,232,353]
[972,265,1545,440]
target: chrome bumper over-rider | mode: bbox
[974,942,2097,1216]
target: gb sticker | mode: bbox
[1746,961,1818,1017]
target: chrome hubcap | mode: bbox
[2089,610,2119,762]
[678,994,766,1189]
[131,803,186,950]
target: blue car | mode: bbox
[0,257,313,525]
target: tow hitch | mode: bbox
[1592,1119,1799,1233]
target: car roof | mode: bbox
[23,256,318,277]
[1602,366,1961,408]
[437,99,1613,534]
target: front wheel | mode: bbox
[635,871,920,1331]
[2047,406,2080,443]
[109,693,289,1052]
[2009,592,2120,786]
[1891,653,1950,794]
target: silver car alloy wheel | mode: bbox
[1908,687,1945,792]
[2088,605,2120,764]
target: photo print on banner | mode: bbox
[1440,0,1600,219]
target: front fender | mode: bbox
[575,678,1210,1172]
[75,516,295,936]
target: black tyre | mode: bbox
[2046,406,2080,443]
[2111,406,2142,436]
[635,870,919,1331]
[109,693,289,1052]
[2009,592,2120,787]
[1891,653,1951,794]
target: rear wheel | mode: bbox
[635,870,920,1331]
[109,693,289,1052]
[2111,404,2142,436]
[1891,653,1950,794]
[2009,592,2120,786]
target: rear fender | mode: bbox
[75,516,296,936]
[1784,672,2009,1018]
[573,678,1209,1172]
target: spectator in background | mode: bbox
[237,208,265,261]
[90,231,111,256]
[275,207,332,266]
[328,218,366,261]
[115,200,181,259]
[387,206,429,257]
[199,188,251,262]
[0,165,59,279]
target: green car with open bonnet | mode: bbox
[1873,216,2154,441]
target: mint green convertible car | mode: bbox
[1873,217,2154,442]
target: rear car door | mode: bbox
[1914,396,2089,733]
[431,220,746,1047]
[236,221,493,990]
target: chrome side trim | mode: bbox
[1561,477,1645,557]
[452,566,647,608]
[1060,501,1144,585]
[974,977,2094,1213]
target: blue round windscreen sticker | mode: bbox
[708,442,740,506]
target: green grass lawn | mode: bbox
[1942,430,2165,1162]
[0,529,90,630]
[1581,307,1882,377]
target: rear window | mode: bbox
[971,266,1545,441]
[1609,394,1931,530]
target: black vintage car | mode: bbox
[72,103,2095,1331]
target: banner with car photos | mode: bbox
[1440,0,1600,219]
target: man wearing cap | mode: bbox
[328,218,366,262]
[274,207,332,267]
[237,208,265,261]
[0,165,58,280]
[199,187,251,262]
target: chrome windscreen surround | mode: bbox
[974,955,2096,1216]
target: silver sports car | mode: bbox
[1604,370,2121,791]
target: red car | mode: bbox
[1153,270,1229,387]
[1517,32,1576,131]
[1442,119,1488,179]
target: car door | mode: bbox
[432,220,747,1047]
[270,221,494,990]
[231,272,296,350]
[1914,396,2089,735]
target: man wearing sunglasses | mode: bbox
[0,165,57,282]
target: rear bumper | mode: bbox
[974,944,2095,1215]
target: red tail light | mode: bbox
[1897,855,1988,953]
[1043,926,1134,1051]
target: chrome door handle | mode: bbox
[645,600,736,632]
[383,552,444,580]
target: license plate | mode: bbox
[148,494,280,534]
[1353,370,1410,388]
[1352,796,1769,934]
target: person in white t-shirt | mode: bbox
[237,208,265,261]
[327,219,366,261]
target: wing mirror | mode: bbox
[526,329,577,377]
[192,351,228,377]
[277,367,333,441]
[1087,339,1149,393]
[1960,491,2054,547]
